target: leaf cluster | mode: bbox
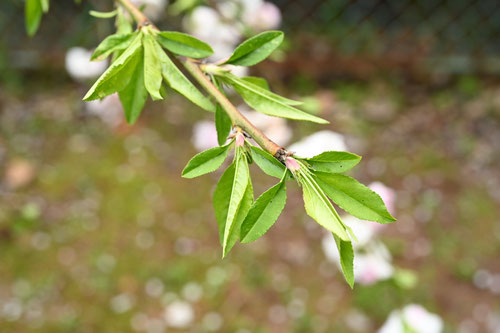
[182,133,395,287]
[25,3,397,288]
[84,19,396,287]
[83,26,215,123]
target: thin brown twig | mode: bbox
[116,0,286,159]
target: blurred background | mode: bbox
[1,0,499,332]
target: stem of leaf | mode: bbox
[115,0,286,159]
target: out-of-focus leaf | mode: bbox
[158,31,213,58]
[25,0,42,37]
[224,31,284,66]
[89,9,118,18]
[240,180,286,243]
[182,144,231,178]
[40,0,49,12]
[315,172,396,224]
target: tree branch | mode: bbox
[116,0,286,159]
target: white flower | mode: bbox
[85,93,124,127]
[343,215,382,248]
[354,244,394,285]
[239,0,264,24]
[164,301,194,328]
[247,2,282,31]
[378,304,443,333]
[110,293,134,314]
[183,6,240,61]
[289,130,348,158]
[191,120,219,152]
[183,6,220,35]
[65,47,108,81]
[131,0,167,21]
[226,65,249,78]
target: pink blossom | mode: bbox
[289,130,348,158]
[248,2,282,31]
[355,248,394,285]
[285,157,300,172]
[65,47,107,81]
[191,121,219,152]
[379,304,443,333]
[235,132,245,147]
[183,6,240,61]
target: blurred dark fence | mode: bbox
[272,0,500,75]
[2,0,500,86]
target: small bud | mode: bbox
[285,157,300,172]
[235,132,245,147]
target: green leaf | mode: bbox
[212,76,232,146]
[83,34,143,101]
[25,0,42,37]
[215,105,232,146]
[300,171,350,241]
[220,74,328,123]
[182,144,231,178]
[91,33,136,61]
[213,152,253,257]
[157,31,213,58]
[240,180,287,243]
[314,172,396,224]
[116,8,133,35]
[40,0,49,12]
[168,0,198,15]
[228,178,253,255]
[143,34,164,101]
[224,31,284,66]
[118,49,148,124]
[89,9,117,18]
[214,164,234,243]
[333,234,354,288]
[241,76,302,106]
[303,151,361,173]
[155,43,215,112]
[242,76,269,90]
[250,146,290,179]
